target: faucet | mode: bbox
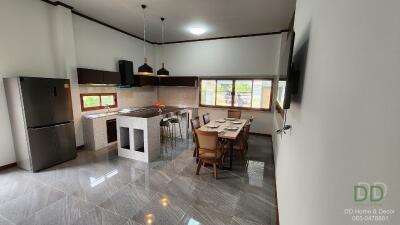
[105,104,111,113]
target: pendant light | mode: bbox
[157,17,169,76]
[138,4,153,75]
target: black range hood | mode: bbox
[118,60,135,88]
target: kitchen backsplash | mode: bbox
[158,86,198,108]
[79,86,157,114]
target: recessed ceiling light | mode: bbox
[189,27,206,35]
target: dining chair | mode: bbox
[194,129,225,178]
[190,117,201,157]
[249,116,254,123]
[202,113,210,125]
[233,123,251,160]
[227,109,241,119]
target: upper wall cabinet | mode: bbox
[133,75,159,87]
[77,68,121,84]
[159,76,198,87]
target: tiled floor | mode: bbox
[0,135,277,225]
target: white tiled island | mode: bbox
[116,107,189,162]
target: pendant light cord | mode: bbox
[161,18,165,67]
[142,5,147,61]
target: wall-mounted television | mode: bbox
[277,31,297,110]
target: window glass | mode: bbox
[199,79,273,110]
[200,80,216,105]
[252,80,272,109]
[101,95,115,106]
[277,80,287,107]
[83,96,100,108]
[234,80,252,107]
[216,80,233,106]
[81,93,117,111]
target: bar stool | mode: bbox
[169,112,183,139]
[160,119,171,142]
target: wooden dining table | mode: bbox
[198,118,248,170]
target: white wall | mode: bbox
[0,0,60,166]
[73,15,156,73]
[158,35,281,76]
[157,35,283,134]
[274,0,400,224]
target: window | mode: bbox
[80,93,118,111]
[200,78,273,110]
[277,79,287,108]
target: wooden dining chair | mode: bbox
[233,123,251,160]
[228,109,241,119]
[194,129,225,178]
[190,117,201,157]
[202,113,210,125]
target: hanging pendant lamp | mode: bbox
[157,17,169,76]
[138,4,153,75]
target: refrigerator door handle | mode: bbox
[29,121,72,130]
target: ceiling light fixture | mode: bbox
[157,17,169,76]
[189,27,206,35]
[138,4,153,75]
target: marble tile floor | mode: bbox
[0,135,277,225]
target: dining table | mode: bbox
[198,118,248,170]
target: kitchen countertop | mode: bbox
[84,106,189,119]
[120,106,187,118]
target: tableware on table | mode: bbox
[225,118,237,121]
[232,121,243,124]
[206,124,220,129]
[225,126,239,131]
[215,119,226,123]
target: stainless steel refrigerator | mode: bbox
[4,77,77,172]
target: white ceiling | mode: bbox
[52,0,296,43]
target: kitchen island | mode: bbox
[116,106,189,162]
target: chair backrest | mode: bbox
[249,116,254,123]
[194,129,218,151]
[190,117,201,131]
[243,123,251,140]
[228,109,241,119]
[203,113,210,125]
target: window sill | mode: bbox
[81,105,118,112]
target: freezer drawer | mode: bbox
[28,122,77,171]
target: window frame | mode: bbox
[80,93,118,112]
[199,78,274,111]
[275,78,287,118]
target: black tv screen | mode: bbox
[277,31,296,110]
